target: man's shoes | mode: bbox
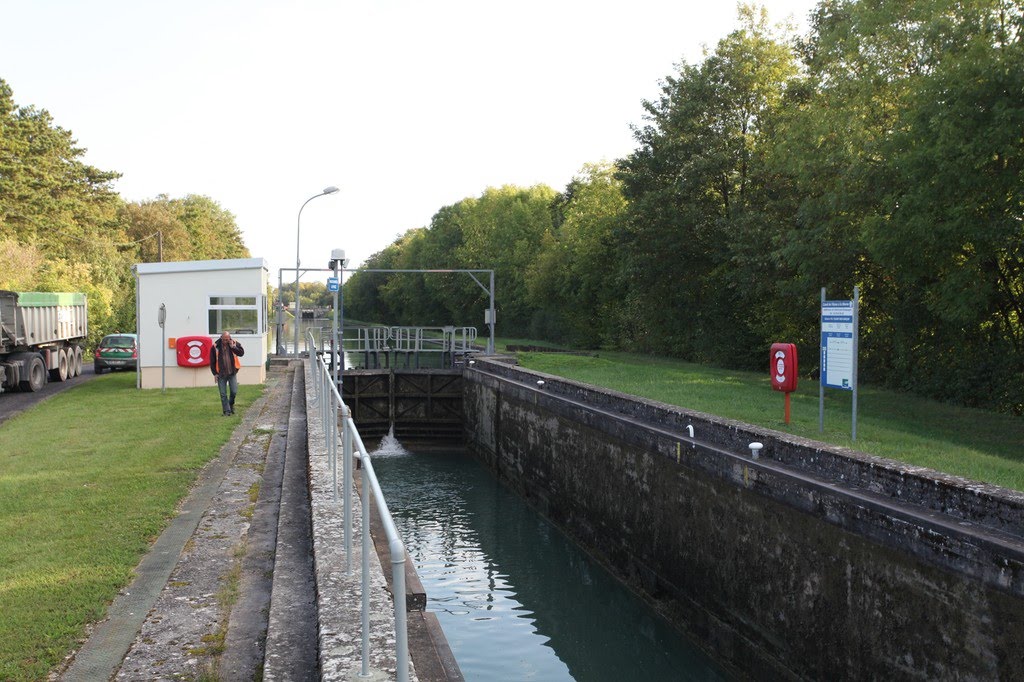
[223,410,230,416]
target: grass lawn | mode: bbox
[0,372,261,681]
[513,350,1024,493]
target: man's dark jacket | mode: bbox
[210,338,245,376]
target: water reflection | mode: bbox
[373,449,726,682]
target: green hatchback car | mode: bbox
[94,333,138,373]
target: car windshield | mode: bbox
[103,336,135,348]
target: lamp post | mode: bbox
[294,186,339,356]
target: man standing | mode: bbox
[211,331,245,415]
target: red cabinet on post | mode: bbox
[770,343,798,392]
[771,342,798,425]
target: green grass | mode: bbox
[516,350,1024,492]
[0,372,261,681]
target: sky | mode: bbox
[1,0,818,281]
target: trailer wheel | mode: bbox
[21,356,46,392]
[73,346,83,376]
[51,348,70,382]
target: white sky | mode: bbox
[1,0,817,280]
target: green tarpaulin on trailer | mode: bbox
[15,292,87,307]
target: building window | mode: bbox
[208,295,260,335]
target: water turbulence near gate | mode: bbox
[370,446,727,681]
[374,425,409,457]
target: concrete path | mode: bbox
[218,370,291,680]
[59,366,289,681]
[263,367,319,680]
[302,362,415,682]
[57,359,457,681]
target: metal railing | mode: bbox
[306,324,478,369]
[307,331,410,681]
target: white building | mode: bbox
[135,258,269,389]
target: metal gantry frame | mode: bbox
[277,266,496,357]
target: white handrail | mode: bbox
[307,331,409,681]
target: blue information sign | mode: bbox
[327,277,339,292]
[819,287,860,440]
[821,300,854,390]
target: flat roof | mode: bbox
[135,258,268,275]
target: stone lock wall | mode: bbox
[463,359,1024,680]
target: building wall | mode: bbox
[463,359,1024,680]
[139,365,265,389]
[137,259,268,389]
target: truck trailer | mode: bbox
[0,291,88,394]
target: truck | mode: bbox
[0,290,88,394]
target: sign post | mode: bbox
[158,303,166,394]
[819,287,860,440]
[328,250,345,387]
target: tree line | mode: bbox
[0,78,249,347]
[346,1,1024,414]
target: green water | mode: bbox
[373,449,727,681]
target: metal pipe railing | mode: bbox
[306,331,409,681]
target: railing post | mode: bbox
[343,408,352,572]
[360,450,371,677]
[330,389,338,503]
[391,540,409,682]
[314,349,406,679]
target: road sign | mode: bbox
[327,277,339,292]
[821,300,854,390]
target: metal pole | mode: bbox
[339,263,345,386]
[343,407,352,573]
[333,258,341,386]
[819,287,825,434]
[488,270,495,355]
[277,269,284,355]
[392,543,409,682]
[324,367,329,446]
[134,266,141,390]
[294,233,301,357]
[331,376,338,504]
[852,285,860,441]
[296,196,317,356]
[159,303,166,394]
[361,456,371,677]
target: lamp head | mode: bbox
[323,186,340,195]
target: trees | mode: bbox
[345,185,556,332]
[350,2,1024,412]
[617,6,798,364]
[0,79,250,346]
[119,194,250,264]
[768,0,1024,409]
[0,78,128,346]
[526,162,627,346]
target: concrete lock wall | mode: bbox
[462,359,1024,680]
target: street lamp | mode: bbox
[294,185,340,356]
